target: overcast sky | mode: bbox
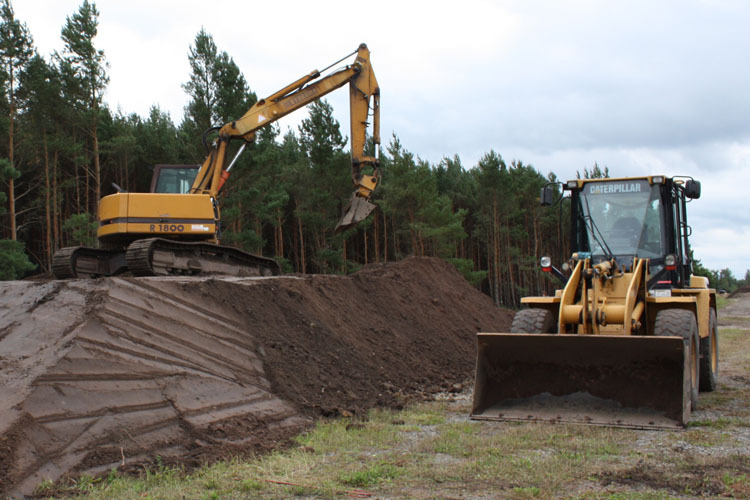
[14,0,750,278]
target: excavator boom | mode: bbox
[190,43,380,232]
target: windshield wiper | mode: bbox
[582,195,615,261]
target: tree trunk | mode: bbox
[506,223,515,306]
[85,156,90,215]
[392,214,399,261]
[8,72,16,240]
[373,211,380,263]
[492,195,500,306]
[342,236,347,273]
[92,120,101,215]
[292,213,299,272]
[409,210,417,256]
[53,150,59,249]
[278,213,284,257]
[74,135,81,214]
[44,132,52,270]
[383,212,388,262]
[298,214,306,273]
[363,229,368,265]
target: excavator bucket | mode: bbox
[335,195,376,233]
[471,333,691,430]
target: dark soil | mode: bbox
[596,454,750,497]
[0,257,512,497]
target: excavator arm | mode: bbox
[189,43,380,230]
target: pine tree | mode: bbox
[181,29,256,162]
[296,100,350,271]
[59,0,108,215]
[0,0,33,240]
[0,157,34,278]
[17,54,63,269]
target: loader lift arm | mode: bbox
[189,43,380,230]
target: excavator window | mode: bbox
[151,165,200,194]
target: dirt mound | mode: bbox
[729,286,750,298]
[0,257,512,496]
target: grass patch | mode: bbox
[689,416,741,429]
[720,330,750,375]
[407,421,627,497]
[56,409,633,500]
[716,295,729,310]
[722,472,750,497]
[574,492,681,499]
[720,316,750,326]
[678,428,729,447]
[338,461,404,487]
[295,412,401,453]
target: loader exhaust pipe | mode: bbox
[471,333,691,430]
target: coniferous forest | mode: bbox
[2,1,745,304]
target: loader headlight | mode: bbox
[665,253,677,271]
[540,256,552,271]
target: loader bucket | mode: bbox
[471,333,691,430]
[335,195,376,232]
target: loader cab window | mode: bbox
[150,165,200,194]
[579,180,664,259]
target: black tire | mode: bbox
[511,308,556,334]
[699,309,719,392]
[654,309,700,410]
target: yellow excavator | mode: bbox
[471,175,718,429]
[53,43,380,278]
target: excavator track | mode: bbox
[52,246,127,279]
[51,246,79,279]
[53,239,280,279]
[125,238,281,277]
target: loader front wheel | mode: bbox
[654,309,700,410]
[511,308,556,334]
[699,309,719,392]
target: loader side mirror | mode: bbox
[541,185,556,206]
[685,180,701,199]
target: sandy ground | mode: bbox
[0,258,513,497]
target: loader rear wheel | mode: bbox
[699,309,719,392]
[511,308,556,334]
[654,309,700,410]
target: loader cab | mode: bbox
[569,176,699,289]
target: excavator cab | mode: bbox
[150,165,200,194]
[472,175,717,429]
